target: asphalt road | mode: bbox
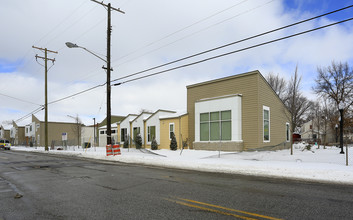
[1,150,353,220]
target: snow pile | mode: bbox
[12,143,353,185]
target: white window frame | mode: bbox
[286,122,290,142]
[263,106,270,142]
[169,123,174,140]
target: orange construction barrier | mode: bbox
[113,144,121,156]
[106,145,113,156]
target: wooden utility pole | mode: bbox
[91,0,124,146]
[33,46,58,151]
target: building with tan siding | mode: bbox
[28,115,83,147]
[187,70,291,151]
[144,109,176,149]
[159,112,188,150]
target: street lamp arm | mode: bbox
[81,47,107,63]
[65,42,107,63]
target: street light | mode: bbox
[66,42,113,147]
[335,124,338,143]
[338,101,345,154]
[65,42,107,63]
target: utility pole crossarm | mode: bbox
[32,46,58,54]
[90,0,125,14]
[35,55,56,62]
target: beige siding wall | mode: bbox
[187,71,259,150]
[187,71,291,151]
[160,115,188,150]
[256,74,291,150]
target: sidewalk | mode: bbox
[11,143,353,185]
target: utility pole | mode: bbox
[33,46,58,151]
[91,0,125,146]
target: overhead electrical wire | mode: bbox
[15,106,44,123]
[0,93,41,106]
[112,0,276,67]
[48,15,353,107]
[112,0,252,63]
[114,17,353,86]
[13,5,353,122]
[111,4,353,83]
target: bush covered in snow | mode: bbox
[135,134,142,149]
[170,132,177,151]
[151,137,158,150]
[123,135,129,148]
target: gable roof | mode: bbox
[145,109,176,121]
[131,112,152,123]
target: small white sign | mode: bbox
[62,132,68,141]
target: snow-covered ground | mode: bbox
[10,143,353,185]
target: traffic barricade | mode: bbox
[113,144,121,156]
[106,145,113,156]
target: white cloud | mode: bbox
[1,0,353,126]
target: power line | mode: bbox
[13,6,353,122]
[114,17,353,86]
[111,4,353,83]
[48,83,106,105]
[112,0,276,67]
[0,93,41,106]
[112,0,252,63]
[15,106,44,123]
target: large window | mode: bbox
[121,128,127,142]
[148,126,156,142]
[169,123,174,139]
[133,127,140,141]
[263,106,270,142]
[200,110,231,141]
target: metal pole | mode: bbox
[93,118,96,148]
[44,48,48,151]
[106,3,112,146]
[340,109,344,154]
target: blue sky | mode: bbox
[0,0,353,126]
[0,59,22,73]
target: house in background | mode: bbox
[10,121,25,145]
[116,114,138,147]
[301,119,336,144]
[144,110,176,148]
[131,112,152,146]
[159,112,188,150]
[97,115,125,146]
[99,123,119,147]
[81,126,95,148]
[187,70,291,151]
[30,115,83,147]
[0,125,10,140]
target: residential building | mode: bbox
[144,110,176,148]
[301,119,340,144]
[0,125,10,140]
[10,121,25,145]
[81,126,95,148]
[131,112,152,146]
[29,115,83,147]
[99,123,119,147]
[187,70,291,151]
[119,114,138,147]
[96,115,125,146]
[160,112,188,150]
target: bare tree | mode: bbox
[313,61,353,109]
[266,72,287,102]
[285,65,312,134]
[68,114,82,148]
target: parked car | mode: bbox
[0,139,11,150]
